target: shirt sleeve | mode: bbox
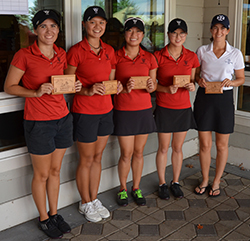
[11,49,27,71]
[109,46,117,69]
[193,52,200,68]
[234,49,245,70]
[150,52,158,70]
[195,46,202,64]
[66,45,80,67]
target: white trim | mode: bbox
[164,0,176,45]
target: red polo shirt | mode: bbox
[114,47,158,111]
[67,38,116,115]
[154,45,200,109]
[11,41,69,121]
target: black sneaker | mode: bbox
[158,183,170,200]
[39,218,63,239]
[117,189,128,206]
[131,187,146,206]
[170,181,184,198]
[49,213,71,234]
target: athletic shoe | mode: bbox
[117,189,128,206]
[38,218,63,239]
[92,198,110,219]
[158,183,170,200]
[170,181,184,198]
[49,213,71,233]
[78,201,102,222]
[131,187,146,206]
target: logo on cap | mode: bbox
[93,8,99,14]
[217,15,225,21]
[176,20,181,26]
[133,19,137,25]
[43,10,50,15]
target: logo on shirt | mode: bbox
[183,60,188,66]
[141,58,146,64]
[105,54,110,60]
[225,58,233,65]
[57,56,61,63]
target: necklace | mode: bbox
[40,49,55,59]
[88,40,101,50]
[168,46,182,61]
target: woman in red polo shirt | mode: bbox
[66,6,122,223]
[154,18,199,200]
[4,10,81,239]
[113,17,158,206]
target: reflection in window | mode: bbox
[237,86,250,113]
[81,0,164,52]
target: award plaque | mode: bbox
[173,75,190,87]
[51,75,76,95]
[131,76,149,89]
[205,81,223,94]
[102,80,118,95]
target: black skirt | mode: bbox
[154,105,197,133]
[113,108,156,136]
[193,87,234,134]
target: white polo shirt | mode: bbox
[196,41,245,90]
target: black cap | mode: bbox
[168,18,188,33]
[32,9,60,29]
[211,14,230,29]
[124,17,145,33]
[83,6,107,22]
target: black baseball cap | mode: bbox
[211,14,230,29]
[168,18,188,33]
[83,6,107,22]
[32,9,60,29]
[124,17,145,33]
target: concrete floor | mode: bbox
[1,155,250,241]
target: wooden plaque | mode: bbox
[102,80,118,95]
[173,75,190,87]
[131,76,149,89]
[51,75,76,95]
[205,81,223,94]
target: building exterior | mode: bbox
[0,0,249,231]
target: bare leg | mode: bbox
[131,134,148,189]
[118,136,135,190]
[171,132,187,183]
[156,133,171,185]
[195,131,212,194]
[210,133,230,196]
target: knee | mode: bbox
[50,167,61,177]
[216,143,228,152]
[200,142,212,153]
[120,151,133,163]
[33,171,49,183]
[133,149,144,160]
[172,144,183,154]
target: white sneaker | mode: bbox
[92,199,110,219]
[78,201,102,222]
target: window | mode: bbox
[81,0,164,52]
[0,0,65,152]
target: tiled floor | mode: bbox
[1,155,250,241]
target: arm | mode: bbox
[146,68,157,93]
[222,68,245,88]
[65,64,105,96]
[156,82,178,94]
[195,66,206,88]
[4,65,53,97]
[184,68,196,92]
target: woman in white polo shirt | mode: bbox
[193,14,245,197]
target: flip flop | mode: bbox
[194,185,209,195]
[208,187,220,197]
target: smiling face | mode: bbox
[168,28,187,47]
[210,23,230,42]
[83,16,107,39]
[34,18,59,46]
[124,27,144,47]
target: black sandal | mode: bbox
[208,187,220,197]
[194,185,209,195]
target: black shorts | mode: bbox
[154,105,197,133]
[194,87,234,134]
[72,110,114,143]
[23,113,73,155]
[112,108,156,136]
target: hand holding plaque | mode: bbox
[130,76,149,89]
[51,75,76,95]
[173,75,190,87]
[205,81,223,94]
[102,80,118,95]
